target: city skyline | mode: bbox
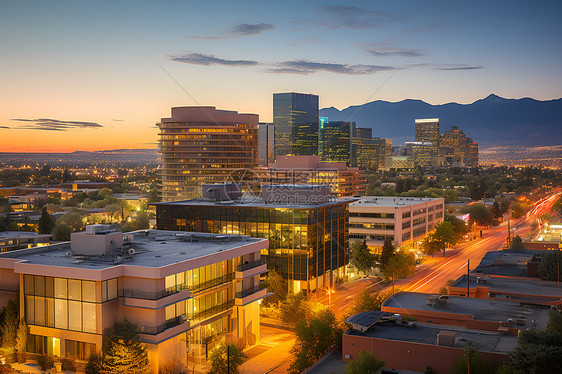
[1,0,561,152]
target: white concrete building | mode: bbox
[349,196,445,253]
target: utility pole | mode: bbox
[392,272,395,294]
[507,219,511,249]
[467,259,470,298]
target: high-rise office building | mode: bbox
[406,141,437,168]
[258,122,274,166]
[158,107,258,202]
[439,126,479,167]
[414,118,440,167]
[273,93,319,157]
[373,138,392,170]
[319,121,355,164]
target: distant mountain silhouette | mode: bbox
[319,94,562,146]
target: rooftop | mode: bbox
[345,322,517,354]
[0,230,265,270]
[472,249,543,277]
[350,196,443,208]
[451,274,562,302]
[152,196,356,209]
[383,292,548,329]
[0,231,52,239]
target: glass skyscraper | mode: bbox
[319,121,355,164]
[414,118,440,167]
[273,93,319,157]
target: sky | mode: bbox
[1,0,561,152]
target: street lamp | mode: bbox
[327,288,334,307]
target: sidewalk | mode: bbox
[239,323,296,374]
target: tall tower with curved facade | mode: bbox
[158,107,258,202]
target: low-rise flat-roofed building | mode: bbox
[382,292,548,334]
[154,184,357,293]
[258,155,366,197]
[449,273,562,306]
[342,311,514,373]
[0,225,268,372]
[384,155,415,171]
[349,196,444,253]
[0,231,53,252]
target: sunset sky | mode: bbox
[1,0,561,152]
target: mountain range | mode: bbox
[319,94,562,146]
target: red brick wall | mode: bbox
[343,333,509,373]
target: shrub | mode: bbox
[37,354,54,370]
[62,357,76,371]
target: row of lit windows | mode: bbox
[349,212,395,218]
[25,295,96,333]
[24,275,117,303]
[349,223,395,230]
[413,217,426,226]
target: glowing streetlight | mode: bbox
[327,288,334,307]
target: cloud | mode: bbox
[11,118,103,131]
[434,64,483,71]
[185,22,274,40]
[111,119,124,122]
[231,23,274,36]
[293,4,391,30]
[168,52,258,66]
[0,126,10,129]
[368,48,424,57]
[266,60,395,75]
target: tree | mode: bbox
[280,292,308,324]
[264,269,286,307]
[53,222,73,241]
[289,307,341,374]
[467,204,493,226]
[85,352,103,374]
[431,221,458,255]
[538,251,562,281]
[492,201,502,219]
[15,319,28,362]
[101,321,150,374]
[208,343,246,374]
[382,251,415,280]
[508,330,562,374]
[422,234,442,257]
[379,238,395,267]
[345,350,385,374]
[347,290,389,316]
[451,344,492,374]
[349,241,377,276]
[1,299,18,348]
[511,235,525,250]
[548,309,562,335]
[37,206,55,234]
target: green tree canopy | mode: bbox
[1,299,19,348]
[511,235,525,250]
[347,289,389,317]
[382,251,415,280]
[467,204,493,226]
[379,238,395,267]
[37,206,55,234]
[349,241,377,276]
[289,307,342,374]
[208,343,247,374]
[345,350,385,374]
[264,269,287,307]
[538,251,562,281]
[101,321,150,374]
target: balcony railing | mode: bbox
[189,273,234,293]
[237,258,266,272]
[188,299,235,321]
[119,284,189,301]
[236,282,268,299]
[135,314,187,335]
